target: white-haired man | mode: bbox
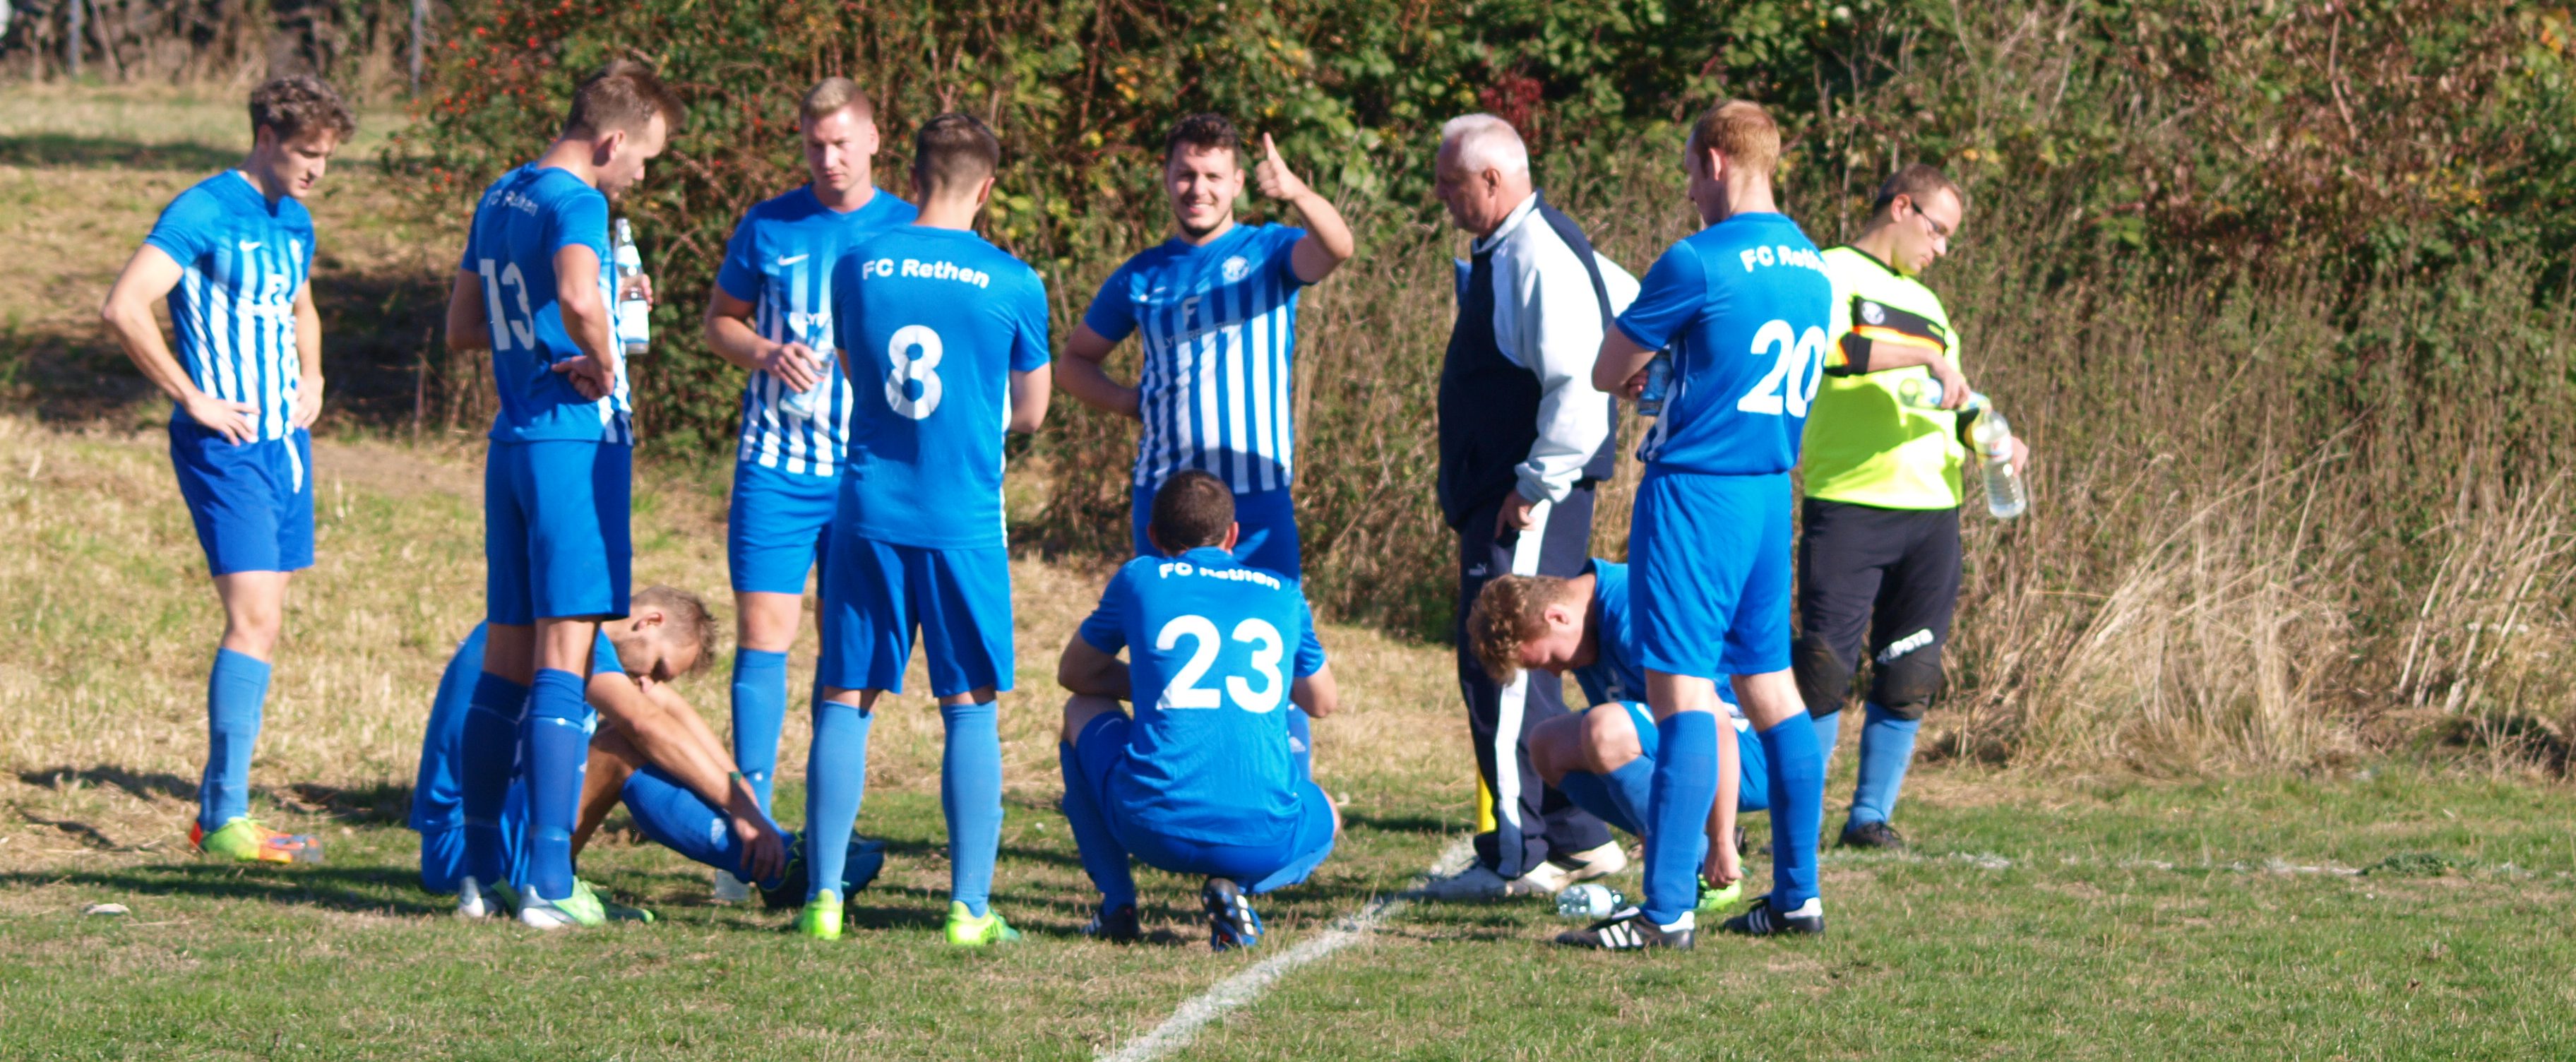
[1421,113,1636,900]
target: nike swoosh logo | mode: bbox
[777,254,809,266]
[238,241,263,251]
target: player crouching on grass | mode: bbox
[1468,562,1770,926]
[101,75,357,864]
[410,586,887,921]
[1055,471,1342,951]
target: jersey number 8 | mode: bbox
[1736,318,1828,419]
[883,324,944,419]
[1154,614,1287,715]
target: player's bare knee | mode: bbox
[1061,694,1120,745]
[734,591,801,652]
[1579,706,1644,772]
[1527,714,1585,784]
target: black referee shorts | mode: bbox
[1791,499,1962,722]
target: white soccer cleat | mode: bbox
[455,876,512,920]
[1419,861,1561,901]
[1558,840,1630,883]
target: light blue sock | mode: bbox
[728,648,788,816]
[1287,708,1315,780]
[1757,715,1825,909]
[941,700,1004,918]
[198,648,271,832]
[1641,712,1717,925]
[1057,741,1135,912]
[621,763,786,890]
[802,698,872,902]
[1849,702,1923,826]
[458,672,529,888]
[1811,709,1843,770]
[521,667,593,901]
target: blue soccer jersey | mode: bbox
[830,226,1051,550]
[1078,547,1328,845]
[1083,222,1309,494]
[460,165,631,445]
[717,186,920,477]
[1614,213,1832,475]
[1573,559,1645,707]
[145,172,315,441]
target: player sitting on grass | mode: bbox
[100,75,355,864]
[799,113,1053,945]
[1055,471,1342,950]
[1469,561,1769,921]
[412,586,896,921]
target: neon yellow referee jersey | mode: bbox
[1800,246,1967,510]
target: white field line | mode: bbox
[1097,835,1478,1062]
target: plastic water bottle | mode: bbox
[1895,376,1988,413]
[1556,882,1624,919]
[1976,409,2028,520]
[1633,353,1673,417]
[613,217,650,357]
[712,870,751,903]
[777,359,830,421]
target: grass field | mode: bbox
[5,85,2576,1061]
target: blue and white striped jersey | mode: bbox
[715,186,919,476]
[459,164,632,446]
[145,172,315,441]
[1081,222,1311,493]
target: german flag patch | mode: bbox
[1829,297,1950,375]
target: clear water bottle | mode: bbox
[613,217,650,357]
[1556,882,1625,919]
[1976,409,2028,520]
[712,870,750,903]
[777,359,830,421]
[1633,352,1673,417]
[1895,376,1988,412]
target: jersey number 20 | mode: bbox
[1154,614,1286,714]
[1735,318,1827,418]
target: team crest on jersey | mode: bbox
[1222,256,1251,283]
[1860,300,1887,326]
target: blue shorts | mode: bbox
[485,440,632,625]
[1630,468,1793,679]
[818,530,1011,698]
[727,461,837,596]
[1615,701,1767,813]
[1132,483,1301,579]
[1071,713,1335,893]
[169,422,313,576]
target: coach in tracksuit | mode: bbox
[1423,114,1635,899]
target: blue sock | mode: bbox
[621,763,785,890]
[1640,712,1717,925]
[941,700,1004,918]
[1287,708,1315,780]
[1758,714,1826,909]
[521,667,593,901]
[458,672,529,888]
[1557,769,1640,837]
[728,648,788,816]
[803,698,871,902]
[198,648,271,832]
[1811,709,1843,770]
[1850,702,1923,826]
[1056,741,1136,912]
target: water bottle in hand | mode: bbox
[777,355,830,421]
[613,217,650,357]
[1634,353,1673,417]
[1895,376,1987,412]
[1977,409,2028,520]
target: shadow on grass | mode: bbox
[1339,810,1457,836]
[0,133,241,172]
[18,764,197,803]
[13,766,412,826]
[0,862,450,917]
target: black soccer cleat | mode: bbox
[1201,877,1263,952]
[1838,820,1907,850]
[1718,896,1825,937]
[761,833,889,911]
[1081,903,1141,943]
[1554,907,1695,951]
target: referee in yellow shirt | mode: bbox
[1795,165,2029,850]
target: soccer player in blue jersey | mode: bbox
[1055,471,1341,950]
[1567,101,1964,948]
[441,59,684,929]
[415,587,878,916]
[799,113,1054,945]
[700,78,918,897]
[100,76,355,864]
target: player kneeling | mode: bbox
[413,587,878,921]
[1056,471,1341,951]
[1469,561,1771,936]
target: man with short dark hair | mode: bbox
[101,74,357,864]
[1796,165,2029,851]
[799,113,1053,945]
[699,76,917,900]
[1054,470,1342,950]
[442,58,685,929]
[1421,112,1634,900]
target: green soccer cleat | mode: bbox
[516,879,609,929]
[796,890,843,941]
[584,880,654,924]
[1697,876,1746,914]
[191,818,323,864]
[943,901,1020,947]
